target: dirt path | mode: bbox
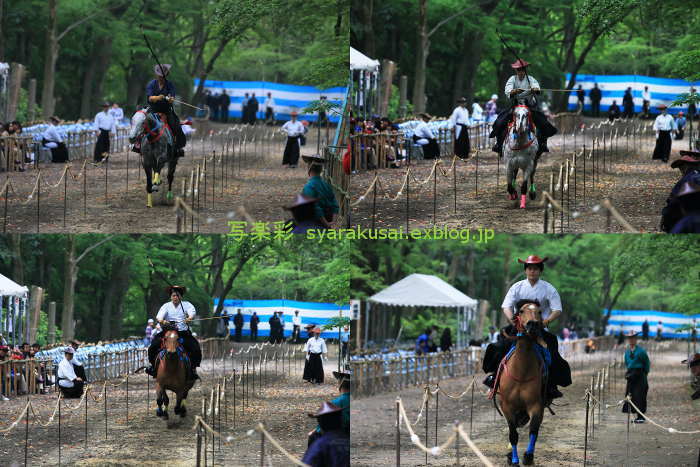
[350,121,688,233]
[0,350,345,466]
[351,345,699,466]
[3,123,325,233]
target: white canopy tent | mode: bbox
[350,47,380,72]
[349,47,380,120]
[0,273,29,347]
[364,273,478,349]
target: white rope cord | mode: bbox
[456,424,497,467]
[28,395,62,427]
[19,171,41,205]
[192,415,255,443]
[256,423,311,467]
[350,174,379,207]
[61,384,89,412]
[86,381,108,402]
[624,395,700,434]
[432,376,477,400]
[397,397,458,456]
[0,400,30,433]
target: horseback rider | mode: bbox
[482,255,572,400]
[145,285,202,380]
[490,59,558,156]
[145,64,187,157]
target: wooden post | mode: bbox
[6,63,25,122]
[399,75,408,119]
[48,301,56,344]
[27,78,37,123]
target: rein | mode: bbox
[137,110,169,144]
[503,314,541,383]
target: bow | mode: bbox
[496,32,537,105]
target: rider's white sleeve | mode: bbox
[504,76,515,96]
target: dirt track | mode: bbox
[0,347,345,466]
[2,123,326,233]
[351,343,699,466]
[350,119,690,233]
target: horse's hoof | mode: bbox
[156,408,164,417]
[520,195,527,209]
[507,454,519,465]
[162,411,169,420]
[529,191,536,200]
[179,407,187,418]
[166,191,173,201]
[523,452,534,465]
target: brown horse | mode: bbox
[155,326,194,420]
[495,300,548,466]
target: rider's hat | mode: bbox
[154,64,172,77]
[517,255,548,265]
[511,59,530,69]
[307,401,343,418]
[101,102,110,108]
[166,285,187,296]
[671,154,700,168]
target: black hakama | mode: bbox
[454,124,471,159]
[303,352,324,384]
[652,130,672,162]
[622,368,648,416]
[413,135,440,159]
[283,135,301,166]
[94,129,110,162]
[50,143,69,163]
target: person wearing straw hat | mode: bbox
[660,151,700,232]
[302,163,339,228]
[483,255,571,401]
[308,371,351,446]
[303,327,327,384]
[302,401,350,467]
[284,194,326,233]
[146,285,201,380]
[675,111,686,140]
[93,102,116,162]
[449,97,471,159]
[282,111,305,168]
[652,104,677,163]
[57,347,84,398]
[145,63,187,157]
[413,112,440,159]
[622,331,650,423]
[669,180,700,233]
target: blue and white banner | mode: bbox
[604,309,699,339]
[194,80,347,123]
[566,74,700,115]
[214,299,349,339]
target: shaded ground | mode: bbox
[0,347,345,466]
[351,118,688,233]
[351,344,698,466]
[2,123,329,233]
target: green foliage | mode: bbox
[323,316,351,330]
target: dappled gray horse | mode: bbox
[503,105,539,209]
[129,110,178,207]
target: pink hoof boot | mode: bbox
[520,194,527,209]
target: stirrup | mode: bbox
[483,374,495,388]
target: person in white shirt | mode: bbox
[482,255,571,400]
[489,59,557,156]
[265,92,275,124]
[282,111,305,168]
[108,102,124,124]
[488,326,499,344]
[93,102,116,162]
[58,347,84,398]
[471,98,484,122]
[42,116,69,163]
[641,86,651,118]
[412,112,440,159]
[303,327,327,384]
[145,285,201,380]
[449,97,471,158]
[292,310,302,343]
[652,104,677,163]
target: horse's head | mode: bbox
[513,106,531,136]
[515,299,543,338]
[163,329,180,354]
[129,111,147,143]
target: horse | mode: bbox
[154,322,194,420]
[492,300,549,466]
[128,109,178,208]
[503,105,539,209]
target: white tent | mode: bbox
[365,274,478,349]
[0,273,29,347]
[350,47,380,71]
[0,273,28,297]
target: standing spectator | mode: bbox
[641,319,649,341]
[317,95,328,127]
[2,121,28,171]
[485,94,499,123]
[608,100,621,122]
[212,91,221,121]
[589,83,602,117]
[93,102,116,162]
[144,319,155,346]
[622,331,650,423]
[576,85,585,113]
[204,90,214,120]
[471,98,484,123]
[656,321,663,341]
[415,329,430,355]
[641,86,652,118]
[265,92,275,124]
[240,92,250,123]
[449,97,471,159]
[675,112,686,140]
[42,116,69,163]
[281,111,305,168]
[292,310,302,343]
[302,327,327,384]
[440,328,452,352]
[622,87,635,119]
[652,105,676,163]
[278,312,286,342]
[108,102,124,124]
[616,325,625,349]
[341,326,349,361]
[250,312,260,342]
[268,312,281,343]
[58,347,84,398]
[233,310,244,342]
[249,93,259,125]
[219,91,231,123]
[0,345,9,400]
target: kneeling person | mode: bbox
[146,285,202,380]
[58,347,84,398]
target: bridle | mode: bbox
[136,110,169,143]
[507,105,536,151]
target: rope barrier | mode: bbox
[28,395,62,427]
[397,397,458,456]
[432,377,477,400]
[623,395,700,434]
[0,400,30,433]
[456,424,496,467]
[256,423,311,467]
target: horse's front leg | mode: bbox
[523,408,543,465]
[508,419,520,465]
[166,152,178,202]
[506,160,517,201]
[174,391,187,417]
[155,386,168,419]
[145,166,154,208]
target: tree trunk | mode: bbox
[8,234,24,285]
[412,0,428,113]
[111,257,132,338]
[465,248,476,298]
[193,37,233,106]
[0,0,4,62]
[360,0,375,57]
[79,40,98,118]
[61,235,77,341]
[90,37,113,107]
[41,0,58,119]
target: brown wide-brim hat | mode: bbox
[304,324,316,331]
[517,255,549,265]
[671,154,700,168]
[166,285,187,296]
[283,194,317,210]
[679,150,700,158]
[154,64,172,77]
[657,104,668,110]
[332,371,351,381]
[302,154,327,164]
[307,401,343,418]
[624,331,640,338]
[511,59,530,69]
[677,180,700,198]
